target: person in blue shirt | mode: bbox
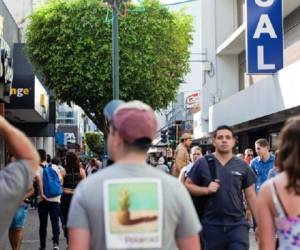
[267,150,279,180]
[251,138,275,193]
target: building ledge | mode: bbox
[216,1,300,56]
[209,59,300,132]
[216,24,245,56]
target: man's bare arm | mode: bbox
[244,184,257,219]
[36,174,47,200]
[177,233,201,250]
[68,228,90,250]
[185,178,220,196]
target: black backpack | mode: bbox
[191,154,217,219]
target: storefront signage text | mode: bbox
[10,87,30,97]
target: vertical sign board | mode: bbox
[246,0,283,74]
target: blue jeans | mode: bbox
[38,200,60,248]
[202,224,249,250]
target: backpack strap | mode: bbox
[204,154,217,181]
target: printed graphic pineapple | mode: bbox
[118,189,131,225]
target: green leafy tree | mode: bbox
[85,131,105,156]
[26,0,193,134]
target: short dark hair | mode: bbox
[51,157,61,165]
[124,138,152,153]
[110,125,152,153]
[38,149,47,162]
[46,154,51,163]
[213,125,234,138]
[255,138,269,148]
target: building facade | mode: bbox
[6,43,55,156]
[155,0,203,146]
[196,0,300,151]
[56,102,98,153]
[0,0,20,167]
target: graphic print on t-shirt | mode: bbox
[104,178,163,249]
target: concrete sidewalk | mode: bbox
[20,208,258,250]
[22,208,67,250]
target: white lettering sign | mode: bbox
[255,0,274,7]
[247,0,283,73]
[65,133,76,143]
[257,46,275,70]
[253,14,277,39]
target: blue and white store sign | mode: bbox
[246,0,283,74]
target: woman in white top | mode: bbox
[257,116,300,250]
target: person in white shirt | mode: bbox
[36,151,62,250]
[178,146,202,183]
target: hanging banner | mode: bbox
[246,0,283,74]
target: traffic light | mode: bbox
[168,126,177,148]
[168,126,176,143]
[161,129,168,143]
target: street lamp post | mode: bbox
[112,1,119,100]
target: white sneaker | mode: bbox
[53,244,59,250]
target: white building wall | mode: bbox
[215,0,238,46]
[3,0,46,23]
[209,59,300,131]
[3,0,47,41]
[29,137,55,157]
[157,0,203,134]
[196,0,216,135]
[168,0,202,94]
[217,56,239,100]
[198,0,300,136]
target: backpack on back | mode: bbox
[43,164,62,198]
[191,154,217,219]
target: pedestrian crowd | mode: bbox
[1,100,300,250]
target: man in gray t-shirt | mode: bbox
[68,100,201,250]
[0,116,39,247]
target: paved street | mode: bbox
[22,209,67,250]
[19,208,258,250]
[249,229,258,250]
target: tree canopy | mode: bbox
[26,0,193,134]
[85,131,105,156]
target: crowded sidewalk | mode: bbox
[20,208,258,250]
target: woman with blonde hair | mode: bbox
[257,116,300,249]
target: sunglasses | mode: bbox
[193,153,201,155]
[246,154,253,157]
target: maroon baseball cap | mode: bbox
[104,100,157,144]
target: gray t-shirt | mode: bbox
[68,163,201,250]
[0,160,33,247]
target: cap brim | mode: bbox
[103,100,125,121]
